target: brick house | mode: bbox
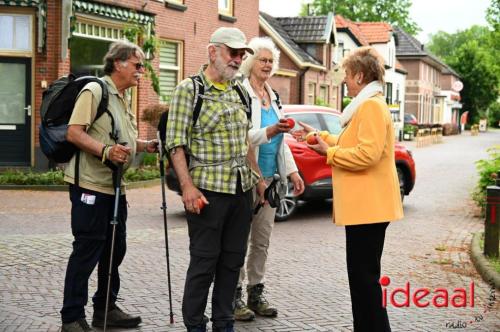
[393,26,460,126]
[259,12,340,108]
[439,67,463,128]
[0,0,258,169]
[335,16,407,138]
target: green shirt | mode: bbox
[166,66,258,194]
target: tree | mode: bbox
[300,0,420,35]
[448,40,499,124]
[426,26,491,64]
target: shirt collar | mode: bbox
[102,75,119,95]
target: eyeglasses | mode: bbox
[216,45,247,60]
[257,58,274,65]
[129,61,145,70]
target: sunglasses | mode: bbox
[217,45,247,60]
[129,61,145,70]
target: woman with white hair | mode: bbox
[235,37,304,321]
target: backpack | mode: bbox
[39,74,114,163]
[158,74,252,160]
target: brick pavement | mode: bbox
[1,130,499,331]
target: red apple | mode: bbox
[279,118,295,129]
[197,198,206,210]
[306,132,318,145]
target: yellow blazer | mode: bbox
[326,95,403,226]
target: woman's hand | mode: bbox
[306,135,329,156]
[293,121,318,142]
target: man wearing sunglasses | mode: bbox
[166,27,265,332]
[60,40,158,332]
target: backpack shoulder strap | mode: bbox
[233,82,252,120]
[190,75,205,126]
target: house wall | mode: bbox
[398,58,445,124]
[1,0,259,168]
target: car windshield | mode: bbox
[287,113,321,131]
[286,112,342,135]
[323,114,342,134]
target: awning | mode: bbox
[0,0,40,5]
[73,0,154,25]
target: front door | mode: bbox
[0,57,31,166]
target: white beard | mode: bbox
[214,51,239,81]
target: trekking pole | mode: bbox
[157,113,175,324]
[103,149,125,332]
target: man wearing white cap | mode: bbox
[166,27,266,332]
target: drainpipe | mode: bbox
[298,68,307,104]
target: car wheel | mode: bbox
[397,166,405,202]
[275,196,298,221]
[275,182,298,221]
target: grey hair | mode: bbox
[239,37,280,77]
[103,40,145,75]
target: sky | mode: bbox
[259,0,490,43]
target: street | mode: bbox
[0,130,499,331]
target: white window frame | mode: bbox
[0,13,33,53]
[218,0,233,16]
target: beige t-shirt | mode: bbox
[64,76,138,195]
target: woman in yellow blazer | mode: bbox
[305,47,403,332]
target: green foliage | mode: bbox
[301,0,420,35]
[472,146,500,214]
[403,124,416,134]
[342,96,352,109]
[314,98,330,107]
[479,235,500,273]
[141,153,158,167]
[123,166,160,182]
[428,27,500,125]
[123,23,160,95]
[0,169,65,185]
[487,101,500,127]
[0,167,160,186]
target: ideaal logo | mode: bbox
[379,276,497,329]
[379,276,474,308]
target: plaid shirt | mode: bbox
[166,66,258,194]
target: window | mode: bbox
[73,21,124,41]
[336,42,344,63]
[319,85,329,104]
[323,114,342,134]
[159,40,183,102]
[288,113,321,130]
[218,0,233,16]
[0,14,32,52]
[385,82,393,105]
[308,82,316,104]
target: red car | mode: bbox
[276,105,416,221]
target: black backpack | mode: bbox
[39,74,114,163]
[158,74,251,159]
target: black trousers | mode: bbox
[182,186,253,329]
[60,185,127,324]
[345,222,391,332]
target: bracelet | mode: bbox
[101,145,110,163]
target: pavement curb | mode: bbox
[470,232,500,290]
[0,178,160,191]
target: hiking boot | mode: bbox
[92,305,142,328]
[61,319,95,332]
[247,283,278,317]
[234,286,255,321]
